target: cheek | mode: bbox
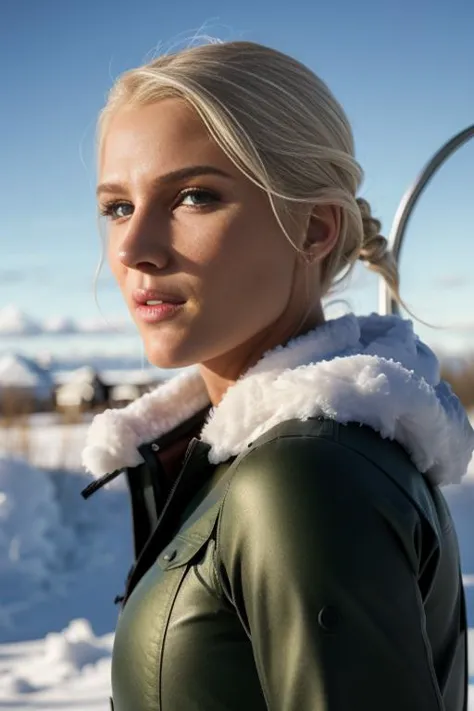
[105,230,119,268]
[232,248,295,320]
[194,212,296,312]
[106,240,126,292]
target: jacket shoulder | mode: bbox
[237,417,441,525]
[243,417,415,477]
[218,418,440,575]
[226,417,413,494]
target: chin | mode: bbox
[143,337,196,371]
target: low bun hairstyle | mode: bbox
[99,40,401,303]
[356,198,400,300]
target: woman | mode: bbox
[82,41,473,710]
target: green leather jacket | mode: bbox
[110,417,467,711]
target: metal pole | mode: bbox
[378,124,474,316]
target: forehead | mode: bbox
[99,99,222,176]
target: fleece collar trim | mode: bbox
[82,314,474,486]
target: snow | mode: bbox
[0,416,90,470]
[56,382,96,407]
[0,306,133,338]
[0,307,42,337]
[0,354,54,400]
[0,444,131,708]
[43,316,78,335]
[0,304,132,338]
[0,454,131,643]
[0,456,72,623]
[110,383,141,402]
[0,624,114,708]
[0,417,472,709]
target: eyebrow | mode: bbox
[96,165,233,197]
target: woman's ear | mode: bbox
[302,205,341,262]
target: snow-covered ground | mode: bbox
[0,416,473,709]
[0,415,91,470]
[0,622,114,709]
[0,418,131,709]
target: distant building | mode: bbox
[0,354,54,415]
[55,366,109,412]
[109,383,142,408]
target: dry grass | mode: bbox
[0,391,34,460]
[441,359,474,410]
[0,388,111,466]
[0,394,83,463]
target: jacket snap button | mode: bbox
[163,549,177,562]
[318,606,338,632]
[151,443,160,452]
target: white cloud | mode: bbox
[433,274,471,290]
[0,306,132,338]
[448,321,474,334]
[0,269,25,284]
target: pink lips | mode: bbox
[132,289,186,325]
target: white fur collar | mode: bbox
[82,314,474,486]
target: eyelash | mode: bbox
[99,187,220,220]
[99,201,132,220]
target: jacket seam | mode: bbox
[212,475,273,711]
[157,566,189,709]
[213,475,238,606]
[412,578,446,710]
[193,557,224,603]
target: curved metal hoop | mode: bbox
[379,124,474,315]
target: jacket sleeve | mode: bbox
[216,435,444,711]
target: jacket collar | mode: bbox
[82,313,474,487]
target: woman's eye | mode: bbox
[178,189,219,208]
[100,201,134,220]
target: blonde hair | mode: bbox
[98,40,400,301]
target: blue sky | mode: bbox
[1,0,473,359]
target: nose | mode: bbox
[116,208,170,274]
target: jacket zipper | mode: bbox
[123,437,202,601]
[81,468,123,499]
[141,437,200,539]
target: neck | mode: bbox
[198,306,325,406]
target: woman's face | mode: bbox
[98,99,319,371]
